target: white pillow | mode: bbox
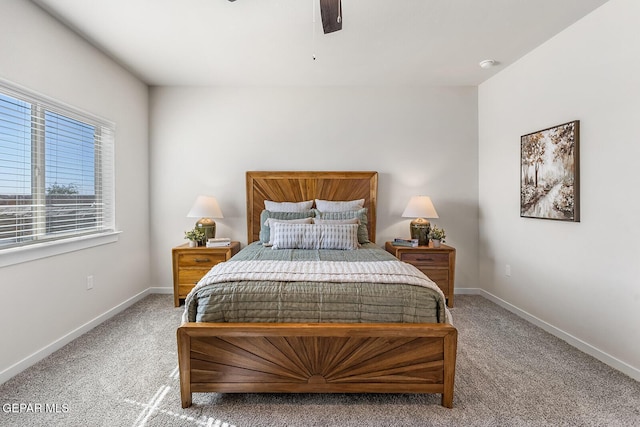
[312,217,360,225]
[315,199,365,212]
[263,217,313,244]
[264,217,314,226]
[270,223,359,250]
[264,200,314,212]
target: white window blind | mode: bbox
[0,81,115,249]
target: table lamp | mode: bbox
[187,195,223,243]
[402,196,439,246]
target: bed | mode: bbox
[177,171,457,408]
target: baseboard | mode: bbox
[0,288,151,385]
[471,289,640,382]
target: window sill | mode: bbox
[0,231,121,268]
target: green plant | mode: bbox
[184,228,205,242]
[429,225,446,242]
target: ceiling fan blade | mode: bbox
[320,0,342,34]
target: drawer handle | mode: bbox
[415,257,434,262]
[194,258,211,263]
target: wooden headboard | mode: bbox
[246,171,378,244]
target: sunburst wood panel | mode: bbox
[246,171,378,243]
[188,335,444,387]
[178,322,457,407]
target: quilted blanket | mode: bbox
[183,244,451,325]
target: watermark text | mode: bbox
[2,403,69,414]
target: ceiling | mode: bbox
[32,0,609,87]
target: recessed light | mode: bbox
[479,59,497,69]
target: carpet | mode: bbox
[0,295,638,426]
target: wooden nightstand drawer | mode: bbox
[419,269,449,294]
[178,268,211,285]
[178,284,198,298]
[178,252,227,268]
[400,252,449,266]
[172,242,241,307]
[385,241,456,308]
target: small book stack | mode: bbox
[392,238,419,247]
[206,237,231,248]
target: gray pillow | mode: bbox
[259,210,315,243]
[311,208,369,243]
[270,223,359,250]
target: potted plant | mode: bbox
[184,228,205,247]
[428,225,446,248]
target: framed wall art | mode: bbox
[520,120,580,222]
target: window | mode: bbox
[0,81,115,250]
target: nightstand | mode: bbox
[385,241,456,308]
[171,242,240,307]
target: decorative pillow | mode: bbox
[312,217,360,225]
[264,200,314,212]
[263,217,313,244]
[312,208,369,243]
[259,210,315,243]
[270,223,359,250]
[265,217,314,227]
[314,198,365,212]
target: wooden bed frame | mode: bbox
[177,171,458,408]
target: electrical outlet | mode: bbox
[505,265,511,277]
[87,275,94,290]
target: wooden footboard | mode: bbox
[177,322,457,408]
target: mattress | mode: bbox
[183,242,450,324]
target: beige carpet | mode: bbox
[0,294,638,426]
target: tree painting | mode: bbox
[521,121,579,221]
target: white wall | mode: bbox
[478,0,640,378]
[149,86,479,292]
[4,0,635,390]
[0,0,150,380]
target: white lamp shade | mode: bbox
[402,196,439,219]
[187,195,223,219]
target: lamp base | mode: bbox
[195,218,216,246]
[409,218,430,246]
